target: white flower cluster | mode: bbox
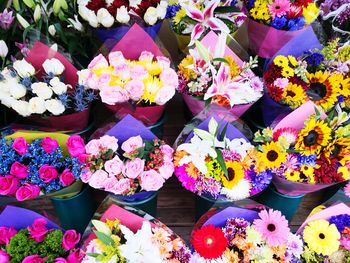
[77,0,167,27]
[0,58,70,117]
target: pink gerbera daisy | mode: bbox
[268,0,291,19]
[273,127,299,145]
[253,209,290,247]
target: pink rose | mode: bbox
[104,156,123,176]
[39,165,58,183]
[103,177,119,193]
[160,68,178,88]
[62,230,81,250]
[113,63,130,80]
[0,175,19,195]
[112,178,131,195]
[67,249,84,263]
[108,51,125,67]
[125,80,144,101]
[12,137,28,155]
[121,136,143,153]
[100,86,129,105]
[27,218,48,242]
[66,135,86,158]
[154,85,175,105]
[160,145,174,161]
[15,184,40,201]
[140,170,165,191]
[89,170,109,189]
[131,65,148,80]
[22,255,46,263]
[0,227,17,245]
[59,169,75,186]
[88,54,109,69]
[157,56,171,70]
[10,162,29,179]
[80,168,93,183]
[78,154,87,164]
[41,137,59,154]
[158,162,174,180]
[99,135,119,152]
[54,258,67,263]
[0,250,10,263]
[139,51,154,62]
[85,139,102,156]
[97,73,111,89]
[123,158,145,179]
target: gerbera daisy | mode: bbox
[300,164,314,177]
[253,209,290,247]
[221,161,244,189]
[273,127,299,144]
[303,219,340,256]
[282,83,308,108]
[281,67,294,78]
[273,55,289,68]
[191,225,228,259]
[268,0,291,19]
[306,71,339,111]
[259,141,287,169]
[295,118,332,155]
[285,170,302,182]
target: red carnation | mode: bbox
[107,0,129,17]
[294,0,313,8]
[263,64,283,85]
[267,84,283,102]
[191,225,228,259]
[287,5,303,19]
[131,0,160,17]
[86,0,106,13]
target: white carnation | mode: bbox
[43,58,65,75]
[49,77,67,95]
[13,59,35,78]
[10,83,27,99]
[116,6,130,24]
[12,100,31,117]
[144,7,158,25]
[97,8,115,28]
[32,82,53,99]
[28,97,46,114]
[45,99,65,115]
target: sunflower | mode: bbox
[273,55,289,68]
[324,138,350,161]
[303,219,340,256]
[306,71,339,111]
[329,74,350,97]
[259,142,287,169]
[221,161,245,189]
[300,165,314,177]
[282,83,308,108]
[285,170,302,182]
[281,67,294,78]
[295,118,332,155]
[178,56,197,80]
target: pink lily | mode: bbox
[184,0,230,46]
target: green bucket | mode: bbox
[195,195,232,221]
[50,185,97,234]
[148,113,167,139]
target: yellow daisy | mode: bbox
[221,161,245,189]
[282,83,308,108]
[178,55,197,80]
[285,170,302,182]
[288,55,298,67]
[281,67,295,78]
[142,76,163,103]
[273,55,289,68]
[300,165,314,177]
[172,8,186,25]
[303,3,320,24]
[259,141,287,169]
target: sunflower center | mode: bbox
[303,131,319,147]
[308,82,327,101]
[319,233,325,239]
[267,224,276,232]
[267,150,279,162]
[331,144,341,157]
[286,90,296,97]
[227,168,235,181]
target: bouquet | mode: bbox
[82,200,192,262]
[174,116,272,201]
[242,0,320,58]
[0,205,83,262]
[82,115,174,198]
[253,102,349,196]
[191,206,302,262]
[264,39,350,118]
[0,131,86,201]
[297,203,350,262]
[177,31,263,118]
[79,24,177,125]
[167,0,246,48]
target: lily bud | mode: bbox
[16,14,30,29]
[0,40,8,58]
[48,25,56,36]
[53,0,68,16]
[12,0,20,11]
[34,5,41,22]
[23,0,35,9]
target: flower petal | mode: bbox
[189,24,205,46]
[184,4,204,21]
[206,17,230,33]
[203,0,220,19]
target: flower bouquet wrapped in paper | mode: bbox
[174,114,272,202]
[81,198,192,262]
[177,31,263,119]
[82,115,174,203]
[0,42,96,131]
[0,131,86,202]
[253,102,349,197]
[296,202,350,261]
[0,205,83,262]
[263,39,350,125]
[79,24,176,125]
[243,0,320,58]
[78,0,167,44]
[190,205,302,262]
[167,0,246,50]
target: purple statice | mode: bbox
[271,16,287,30]
[222,149,241,162]
[304,52,325,68]
[172,246,192,263]
[166,4,181,19]
[287,17,305,31]
[298,154,317,166]
[247,170,272,195]
[175,165,197,193]
[0,9,14,30]
[197,176,221,198]
[223,217,249,245]
[336,4,350,25]
[329,214,350,232]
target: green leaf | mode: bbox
[195,40,210,63]
[94,231,115,246]
[215,149,228,179]
[314,106,321,120]
[204,99,211,112]
[86,253,100,258]
[214,6,239,13]
[213,58,229,64]
[219,123,228,141]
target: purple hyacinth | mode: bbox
[0,9,14,30]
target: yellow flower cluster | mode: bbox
[250,0,271,21]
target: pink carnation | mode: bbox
[160,68,178,88]
[41,137,59,154]
[88,54,108,69]
[140,170,165,191]
[113,63,130,80]
[139,51,154,62]
[97,73,111,89]
[131,65,148,80]
[158,162,174,180]
[157,56,171,70]
[108,51,125,67]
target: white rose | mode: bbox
[32,82,53,99]
[154,86,175,105]
[49,77,67,95]
[144,7,158,25]
[10,83,27,99]
[1,95,16,108]
[12,100,31,117]
[77,69,90,86]
[97,8,114,28]
[79,6,99,28]
[13,59,35,78]
[43,58,65,75]
[28,97,46,114]
[48,25,56,36]
[45,99,65,115]
[116,6,130,24]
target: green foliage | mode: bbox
[37,230,67,262]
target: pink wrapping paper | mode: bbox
[26,42,78,87]
[247,18,308,58]
[296,203,350,234]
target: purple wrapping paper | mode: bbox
[203,207,259,228]
[106,114,157,144]
[262,94,293,127]
[112,191,156,202]
[0,206,60,229]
